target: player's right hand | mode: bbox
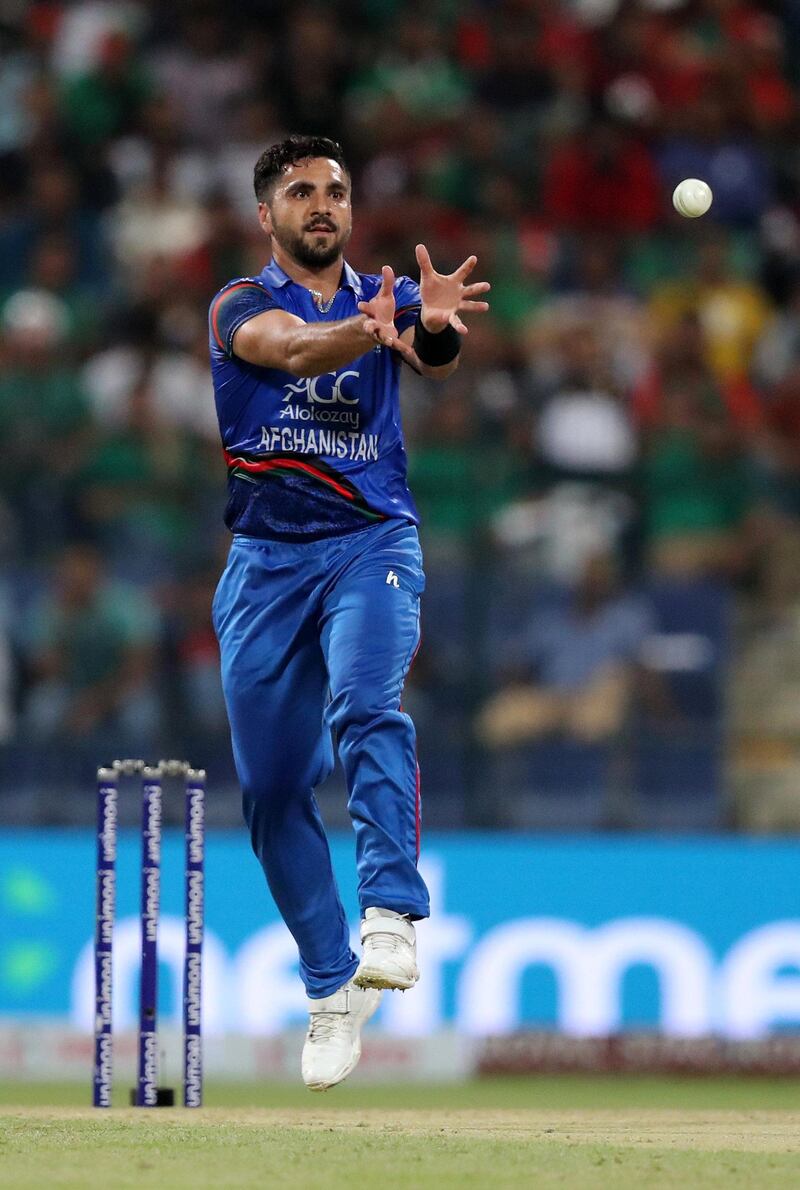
[358,265,402,349]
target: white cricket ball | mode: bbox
[672,178,713,218]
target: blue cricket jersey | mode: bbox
[208,259,422,540]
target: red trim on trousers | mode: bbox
[401,634,423,862]
[415,759,421,861]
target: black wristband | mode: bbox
[412,315,461,366]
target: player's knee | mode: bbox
[238,742,333,817]
[241,778,299,844]
[330,689,379,732]
[331,690,408,740]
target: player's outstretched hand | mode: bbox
[358,265,403,348]
[357,263,446,371]
[416,243,490,335]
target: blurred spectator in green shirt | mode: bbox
[62,30,150,149]
[20,542,159,747]
[0,288,92,556]
[408,385,524,546]
[637,317,755,580]
[75,374,201,578]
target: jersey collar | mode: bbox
[260,258,364,298]
[339,261,364,297]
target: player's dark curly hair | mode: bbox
[253,135,349,202]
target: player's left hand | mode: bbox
[416,243,491,335]
[358,265,404,348]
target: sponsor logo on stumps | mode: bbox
[93,762,205,1109]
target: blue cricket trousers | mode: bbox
[212,518,430,998]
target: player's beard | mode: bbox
[273,217,351,270]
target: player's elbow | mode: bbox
[282,334,322,378]
[233,326,309,376]
[285,351,321,378]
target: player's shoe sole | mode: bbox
[353,964,418,991]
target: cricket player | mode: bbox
[209,135,489,1089]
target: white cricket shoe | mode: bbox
[353,907,419,990]
[301,978,381,1092]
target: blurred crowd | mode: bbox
[3,0,800,826]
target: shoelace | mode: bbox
[307,1012,345,1043]
[367,930,407,954]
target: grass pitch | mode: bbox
[2,1079,800,1188]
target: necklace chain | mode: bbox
[309,288,338,314]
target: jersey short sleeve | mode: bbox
[393,275,422,334]
[209,281,281,358]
